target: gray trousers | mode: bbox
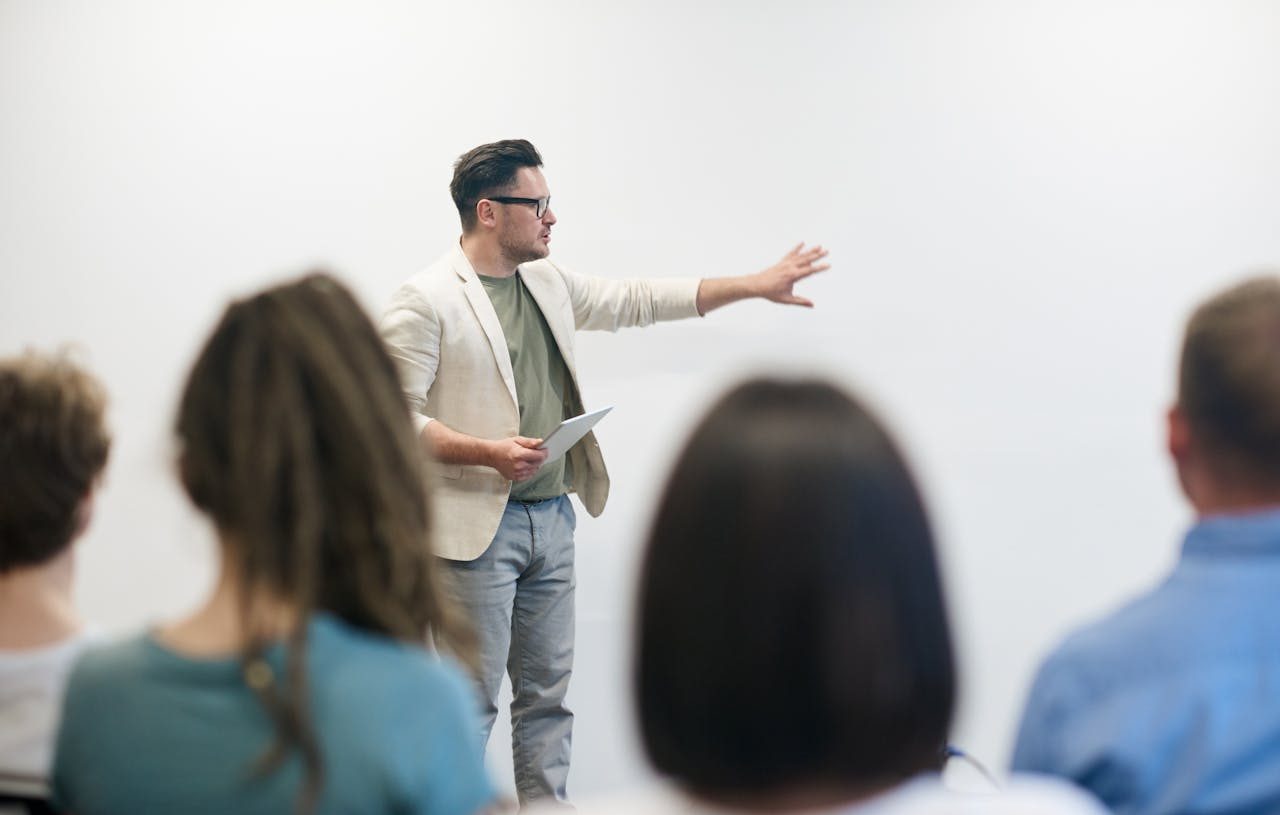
[441,495,577,805]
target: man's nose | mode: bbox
[542,206,556,225]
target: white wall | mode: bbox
[4,0,1280,798]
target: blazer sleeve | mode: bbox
[379,285,441,436]
[557,265,702,331]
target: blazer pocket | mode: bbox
[437,463,463,480]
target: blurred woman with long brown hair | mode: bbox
[51,273,494,815]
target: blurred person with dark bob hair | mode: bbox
[0,350,109,793]
[572,379,1105,815]
[50,274,495,815]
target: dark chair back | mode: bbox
[0,770,57,815]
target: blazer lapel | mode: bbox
[519,265,579,383]
[452,249,519,411]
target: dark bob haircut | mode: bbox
[635,379,955,798]
[449,139,543,233]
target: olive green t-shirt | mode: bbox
[479,272,572,501]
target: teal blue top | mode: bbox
[52,613,494,815]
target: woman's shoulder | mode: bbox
[307,614,472,697]
[559,776,1105,815]
[56,632,172,737]
[860,774,1106,815]
[63,632,155,686]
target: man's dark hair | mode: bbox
[1179,275,1280,487]
[0,351,110,572]
[636,379,955,799]
[449,139,543,232]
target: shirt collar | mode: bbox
[1183,506,1280,559]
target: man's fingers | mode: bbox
[788,248,828,275]
[783,295,814,307]
[785,263,829,286]
[513,436,544,449]
[510,460,544,481]
[780,242,826,266]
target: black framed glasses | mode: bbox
[489,196,551,218]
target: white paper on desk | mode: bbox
[537,406,613,464]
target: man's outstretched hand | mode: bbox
[754,242,830,308]
[694,242,830,315]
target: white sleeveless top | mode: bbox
[0,632,94,780]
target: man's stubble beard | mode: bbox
[498,226,549,267]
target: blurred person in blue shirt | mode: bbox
[1013,275,1280,814]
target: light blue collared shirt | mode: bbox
[1012,508,1280,814]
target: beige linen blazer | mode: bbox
[380,245,701,561]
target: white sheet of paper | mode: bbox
[537,406,613,463]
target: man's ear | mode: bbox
[1168,403,1191,465]
[476,199,497,229]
